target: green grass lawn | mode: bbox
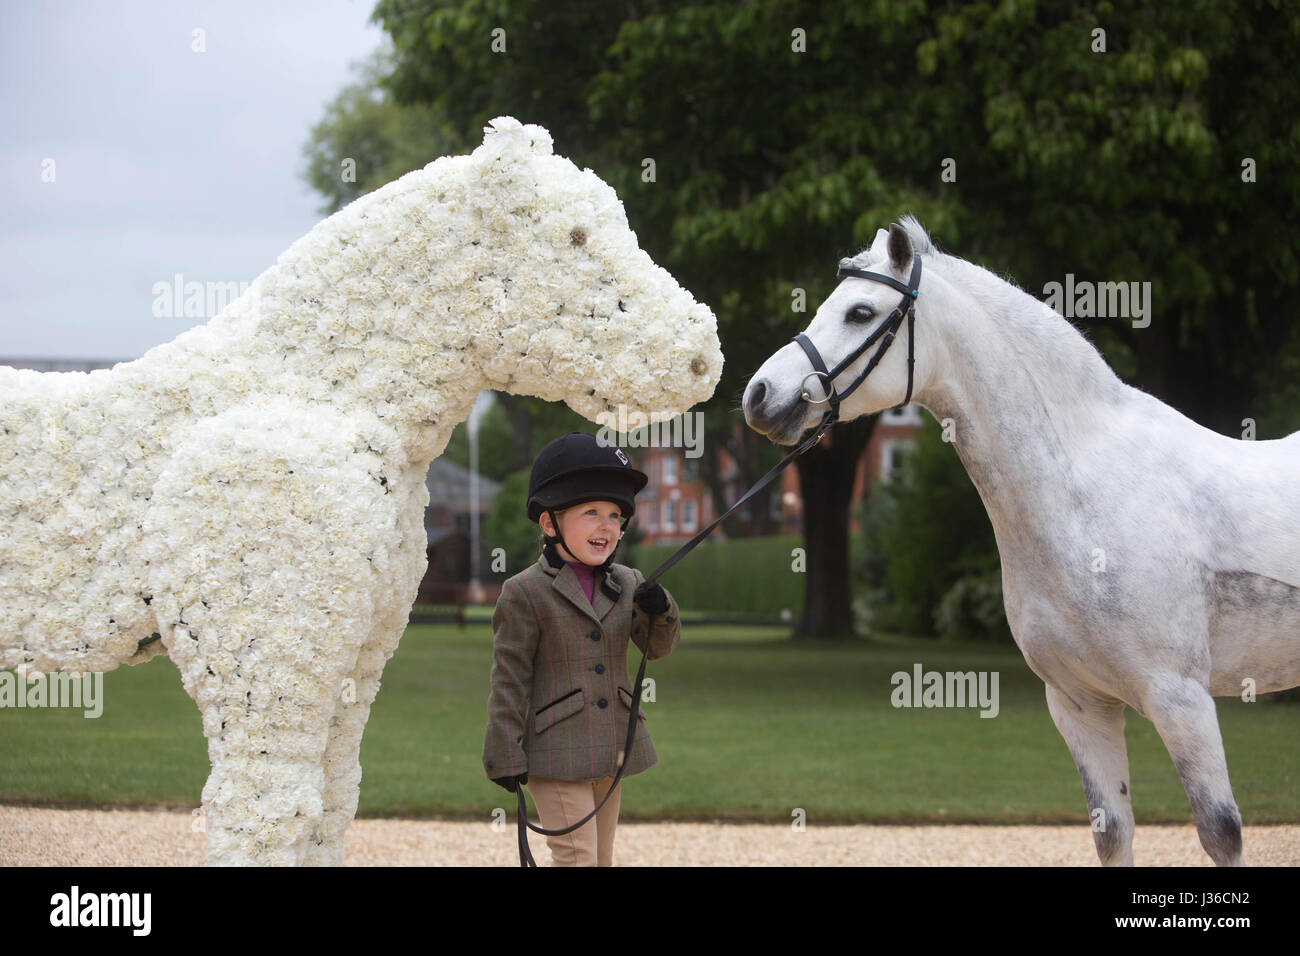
[1,623,1295,824]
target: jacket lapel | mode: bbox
[551,567,599,624]
[538,544,598,625]
[591,570,620,622]
[538,544,622,625]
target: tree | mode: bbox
[440,393,595,480]
[354,0,1299,640]
[301,45,458,213]
[857,417,1000,638]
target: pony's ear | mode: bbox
[887,222,913,273]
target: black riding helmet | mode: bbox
[527,432,647,566]
[527,432,648,520]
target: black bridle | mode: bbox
[792,254,922,423]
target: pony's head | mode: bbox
[743,219,936,445]
[454,117,722,424]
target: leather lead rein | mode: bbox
[514,252,922,866]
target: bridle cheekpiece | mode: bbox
[792,253,922,430]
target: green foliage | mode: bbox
[855,418,1001,638]
[381,0,1300,434]
[439,398,515,482]
[934,570,1011,644]
[301,45,460,215]
[634,535,805,618]
[442,394,599,480]
[343,0,1300,633]
[482,469,540,577]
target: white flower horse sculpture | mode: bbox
[0,117,721,866]
[745,218,1298,866]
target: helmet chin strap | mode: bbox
[545,508,619,570]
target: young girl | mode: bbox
[482,431,681,866]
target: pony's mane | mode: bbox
[896,217,1120,388]
[855,216,1128,443]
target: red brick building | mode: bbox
[632,405,925,544]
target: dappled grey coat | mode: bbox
[482,543,681,783]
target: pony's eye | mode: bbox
[847,304,875,323]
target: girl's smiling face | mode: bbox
[540,500,623,565]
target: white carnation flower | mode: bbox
[0,116,721,866]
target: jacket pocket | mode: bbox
[533,688,585,734]
[616,686,647,722]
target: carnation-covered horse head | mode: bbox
[744,217,1299,866]
[0,117,721,865]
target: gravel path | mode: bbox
[2,807,1297,865]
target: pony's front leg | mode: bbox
[1045,684,1135,865]
[1144,673,1244,866]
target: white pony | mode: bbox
[0,117,721,865]
[743,217,1299,866]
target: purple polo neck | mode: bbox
[562,558,597,606]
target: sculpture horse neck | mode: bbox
[119,155,500,471]
[235,156,490,467]
[909,253,1134,555]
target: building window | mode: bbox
[683,457,700,482]
[683,499,697,531]
[662,454,677,485]
[883,404,923,426]
[662,499,676,531]
[880,439,914,484]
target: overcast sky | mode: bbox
[0,0,386,360]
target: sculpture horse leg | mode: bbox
[301,469,429,865]
[190,620,358,866]
[1045,683,1136,865]
[145,405,398,865]
[301,610,409,866]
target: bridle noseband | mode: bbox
[792,254,922,426]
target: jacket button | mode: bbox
[595,663,605,674]
[666,615,676,623]
[589,629,601,641]
[597,698,608,708]
[486,761,494,770]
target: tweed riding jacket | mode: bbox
[482,543,681,782]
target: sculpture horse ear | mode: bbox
[869,227,889,258]
[474,116,555,166]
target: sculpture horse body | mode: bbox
[0,117,721,865]
[744,218,1299,865]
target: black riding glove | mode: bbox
[633,580,669,616]
[492,773,528,793]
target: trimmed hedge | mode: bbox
[629,534,806,618]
